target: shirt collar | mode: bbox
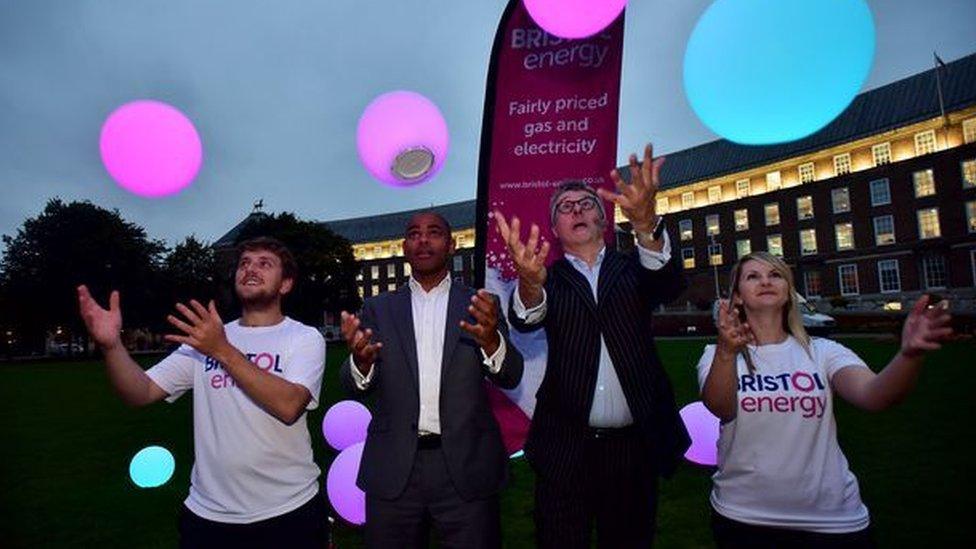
[564,245,607,270]
[408,272,452,296]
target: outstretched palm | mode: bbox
[77,285,122,349]
[493,211,549,288]
[901,295,953,358]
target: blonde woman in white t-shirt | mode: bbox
[697,252,953,548]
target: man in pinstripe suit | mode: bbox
[495,144,690,548]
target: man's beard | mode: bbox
[237,289,280,310]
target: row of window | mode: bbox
[656,123,976,215]
[804,255,948,298]
[679,202,976,268]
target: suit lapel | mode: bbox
[554,259,597,315]
[597,250,627,305]
[392,285,420,389]
[439,280,466,378]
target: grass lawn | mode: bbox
[1,338,973,547]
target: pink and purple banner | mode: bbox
[475,0,626,453]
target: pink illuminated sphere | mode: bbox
[356,91,449,188]
[99,100,202,197]
[524,0,627,39]
[327,442,366,525]
[679,401,720,466]
[322,400,371,451]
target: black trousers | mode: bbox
[711,510,876,549]
[534,427,658,548]
[177,490,329,549]
[365,444,501,549]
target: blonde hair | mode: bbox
[727,252,811,372]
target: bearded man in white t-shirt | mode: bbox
[77,236,328,548]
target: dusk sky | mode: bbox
[2,0,974,248]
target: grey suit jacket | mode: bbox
[340,280,524,501]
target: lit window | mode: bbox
[963,159,976,188]
[681,248,695,269]
[800,229,817,255]
[708,186,722,204]
[767,234,783,257]
[682,191,695,210]
[679,219,693,241]
[706,214,720,236]
[838,264,859,296]
[831,187,850,213]
[387,263,396,277]
[913,169,936,197]
[870,178,891,206]
[357,286,364,298]
[403,262,412,276]
[371,284,380,296]
[914,130,937,156]
[835,223,854,251]
[736,239,752,259]
[766,171,781,192]
[388,282,397,292]
[803,271,822,298]
[709,243,723,266]
[917,208,941,239]
[453,255,464,272]
[736,178,751,198]
[734,209,749,231]
[798,163,816,183]
[370,265,379,279]
[797,196,814,220]
[878,259,901,293]
[872,142,892,166]
[657,196,670,214]
[833,154,851,176]
[873,215,895,245]
[764,203,780,226]
[922,255,947,289]
[967,201,976,233]
[965,118,976,144]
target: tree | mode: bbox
[162,235,217,304]
[232,212,361,327]
[0,199,167,354]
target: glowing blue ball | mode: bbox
[683,0,875,144]
[129,446,175,488]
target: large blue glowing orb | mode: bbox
[129,446,175,488]
[683,0,875,144]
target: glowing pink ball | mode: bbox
[327,442,365,525]
[99,100,203,198]
[524,0,627,39]
[356,91,449,188]
[322,400,371,451]
[679,401,720,466]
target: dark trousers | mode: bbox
[365,443,501,549]
[711,510,876,549]
[534,427,658,548]
[177,490,329,549]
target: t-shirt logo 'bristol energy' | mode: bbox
[204,353,283,389]
[738,371,827,418]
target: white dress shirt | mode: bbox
[512,234,671,427]
[350,273,506,435]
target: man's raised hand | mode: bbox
[164,300,230,357]
[598,143,664,233]
[493,210,549,289]
[341,311,382,375]
[77,285,122,350]
[460,289,502,356]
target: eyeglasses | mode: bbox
[555,196,599,215]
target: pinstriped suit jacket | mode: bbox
[510,247,691,484]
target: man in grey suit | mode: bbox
[340,211,523,549]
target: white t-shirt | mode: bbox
[696,336,871,533]
[146,317,325,524]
